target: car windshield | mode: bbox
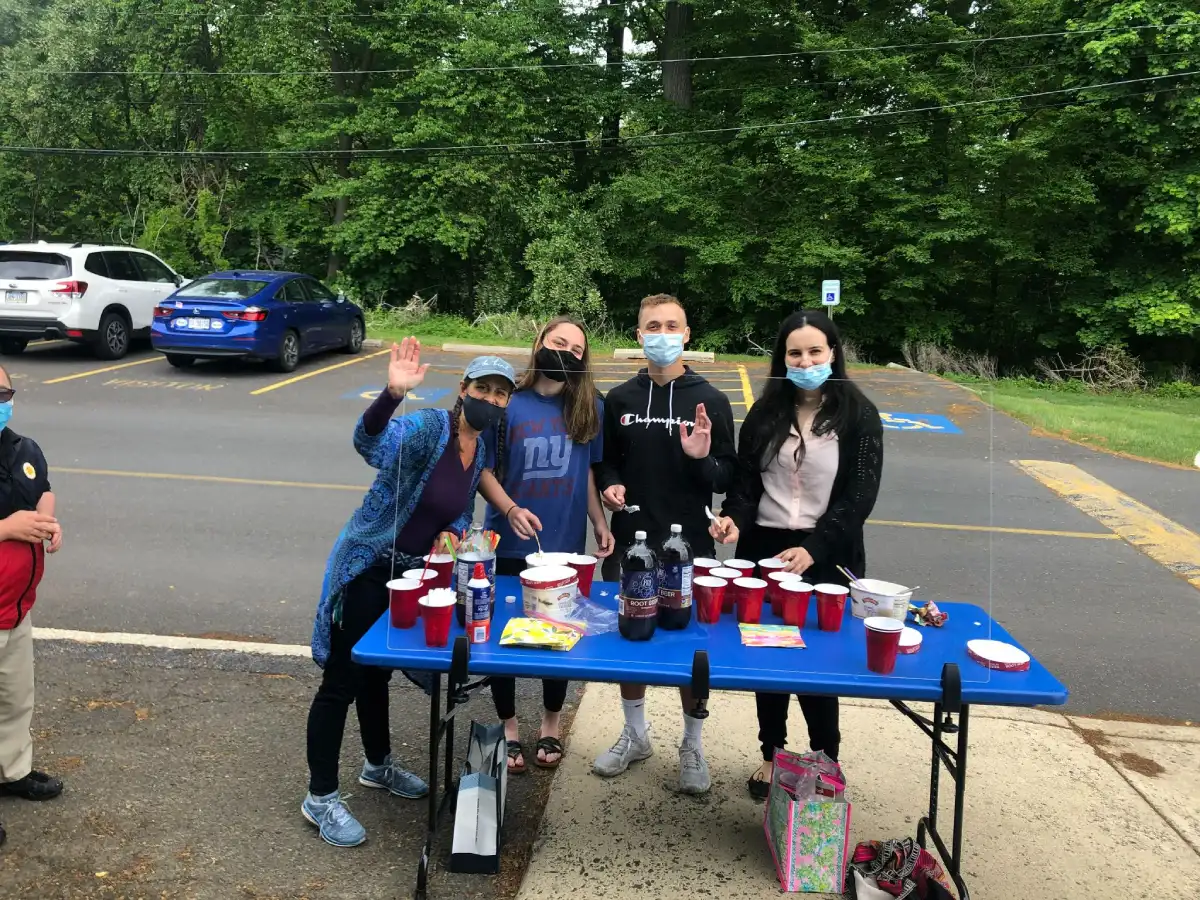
[0,251,72,280]
[177,278,270,300]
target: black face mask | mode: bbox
[461,394,505,432]
[536,346,585,383]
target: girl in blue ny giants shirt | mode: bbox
[478,316,614,774]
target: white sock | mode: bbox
[622,698,648,739]
[682,713,703,751]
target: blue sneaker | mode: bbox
[359,755,429,799]
[301,791,367,848]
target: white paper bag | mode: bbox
[449,721,508,874]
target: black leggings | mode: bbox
[306,565,394,796]
[737,523,852,763]
[490,556,568,721]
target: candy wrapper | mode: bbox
[499,617,581,651]
[739,624,806,648]
[911,601,948,627]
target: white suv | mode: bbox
[0,242,186,359]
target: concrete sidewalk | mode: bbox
[518,686,1200,900]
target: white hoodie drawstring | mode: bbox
[644,380,654,429]
[667,380,676,435]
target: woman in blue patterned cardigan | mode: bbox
[303,338,516,848]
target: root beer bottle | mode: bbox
[618,531,658,641]
[657,524,693,630]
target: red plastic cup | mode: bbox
[568,554,598,597]
[693,575,728,624]
[387,578,424,630]
[766,571,799,617]
[724,559,756,579]
[709,567,741,613]
[815,583,850,632]
[419,589,457,647]
[421,553,456,589]
[733,577,768,623]
[402,569,438,615]
[864,616,904,674]
[693,557,720,579]
[779,581,813,627]
[758,556,787,580]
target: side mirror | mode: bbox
[336,293,347,304]
[173,274,183,287]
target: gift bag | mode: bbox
[449,721,508,874]
[762,748,852,893]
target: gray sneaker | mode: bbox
[359,754,429,799]
[592,724,653,777]
[301,791,367,848]
[678,742,711,795]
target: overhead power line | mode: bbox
[4,22,1198,78]
[0,71,1192,160]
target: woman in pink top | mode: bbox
[708,310,883,799]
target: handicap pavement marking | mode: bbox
[880,412,961,434]
[343,385,452,404]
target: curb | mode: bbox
[613,348,716,363]
[441,342,528,356]
[362,339,386,350]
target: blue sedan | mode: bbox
[150,270,365,372]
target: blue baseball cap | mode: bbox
[463,355,516,386]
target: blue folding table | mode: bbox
[354,577,1068,900]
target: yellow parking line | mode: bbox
[54,467,364,492]
[43,356,161,384]
[250,349,389,396]
[1015,460,1200,588]
[737,364,755,408]
[867,519,1118,540]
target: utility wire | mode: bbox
[0,70,1190,159]
[4,22,1198,78]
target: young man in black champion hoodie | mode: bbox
[592,293,736,794]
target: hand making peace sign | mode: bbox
[680,402,713,459]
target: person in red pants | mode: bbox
[0,364,65,849]
[708,310,884,799]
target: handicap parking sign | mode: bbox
[880,412,961,434]
[821,279,841,307]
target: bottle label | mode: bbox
[619,570,658,619]
[658,563,693,610]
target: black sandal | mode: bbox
[533,736,564,769]
[506,739,527,774]
[747,765,772,801]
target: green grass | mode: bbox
[956,379,1200,467]
[362,310,773,364]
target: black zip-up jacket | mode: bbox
[594,368,736,555]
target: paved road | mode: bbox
[5,339,1199,719]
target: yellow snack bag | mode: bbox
[499,617,581,652]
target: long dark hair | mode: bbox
[743,309,867,471]
[450,381,508,482]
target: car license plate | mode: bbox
[174,317,221,331]
[4,291,27,303]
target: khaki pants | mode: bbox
[0,615,34,783]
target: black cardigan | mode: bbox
[721,395,884,574]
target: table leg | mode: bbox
[416,672,442,900]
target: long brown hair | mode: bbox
[517,316,601,445]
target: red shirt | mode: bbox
[0,429,50,629]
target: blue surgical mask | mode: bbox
[641,333,684,367]
[787,363,832,391]
[0,400,11,432]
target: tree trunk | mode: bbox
[601,0,625,144]
[662,1,692,109]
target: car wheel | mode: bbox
[0,338,28,356]
[94,312,131,360]
[166,354,196,369]
[273,330,300,373]
[343,318,364,354]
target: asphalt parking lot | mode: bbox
[7,336,1199,718]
